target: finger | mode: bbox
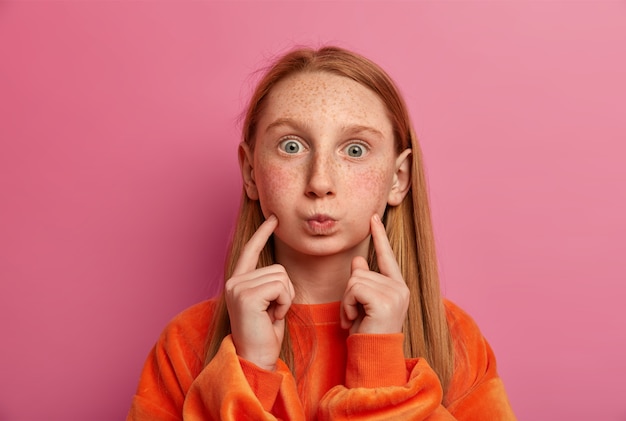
[370,214,402,280]
[351,255,370,274]
[340,285,361,329]
[340,301,357,330]
[235,278,293,317]
[340,291,359,329]
[343,257,371,330]
[269,284,294,321]
[226,267,289,297]
[231,264,287,284]
[233,215,278,276]
[288,279,296,301]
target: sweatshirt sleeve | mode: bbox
[127,302,306,421]
[317,302,517,421]
[443,301,517,420]
[126,303,210,421]
[445,338,517,420]
[182,335,306,420]
[317,334,456,420]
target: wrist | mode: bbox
[237,350,279,372]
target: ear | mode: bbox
[238,142,259,200]
[387,148,412,206]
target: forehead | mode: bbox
[259,71,392,133]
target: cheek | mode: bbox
[349,165,393,205]
[255,164,296,207]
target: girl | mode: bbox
[128,46,516,420]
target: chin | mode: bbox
[287,236,369,258]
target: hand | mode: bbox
[340,214,410,335]
[224,215,295,371]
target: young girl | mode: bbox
[128,46,516,420]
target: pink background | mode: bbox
[1,1,625,420]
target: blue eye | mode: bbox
[345,143,365,158]
[279,139,303,154]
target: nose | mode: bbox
[305,152,336,198]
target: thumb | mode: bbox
[351,256,369,274]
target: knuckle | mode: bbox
[269,279,289,293]
[225,278,249,301]
[269,263,286,273]
[352,268,367,277]
[349,281,367,296]
[224,278,238,295]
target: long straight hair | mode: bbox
[204,46,454,397]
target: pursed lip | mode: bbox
[305,213,337,235]
[309,213,335,222]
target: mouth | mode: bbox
[306,214,337,235]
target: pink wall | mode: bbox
[1,2,625,420]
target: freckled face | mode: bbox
[248,71,400,258]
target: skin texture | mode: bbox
[229,71,413,371]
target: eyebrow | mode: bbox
[264,118,309,134]
[341,124,385,141]
[265,118,385,141]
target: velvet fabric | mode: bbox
[127,300,516,420]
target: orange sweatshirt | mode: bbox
[127,300,516,420]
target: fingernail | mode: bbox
[267,214,277,222]
[373,214,381,223]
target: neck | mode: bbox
[274,240,370,304]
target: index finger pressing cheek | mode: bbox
[232,215,278,276]
[370,214,402,280]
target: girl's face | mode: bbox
[241,71,411,259]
